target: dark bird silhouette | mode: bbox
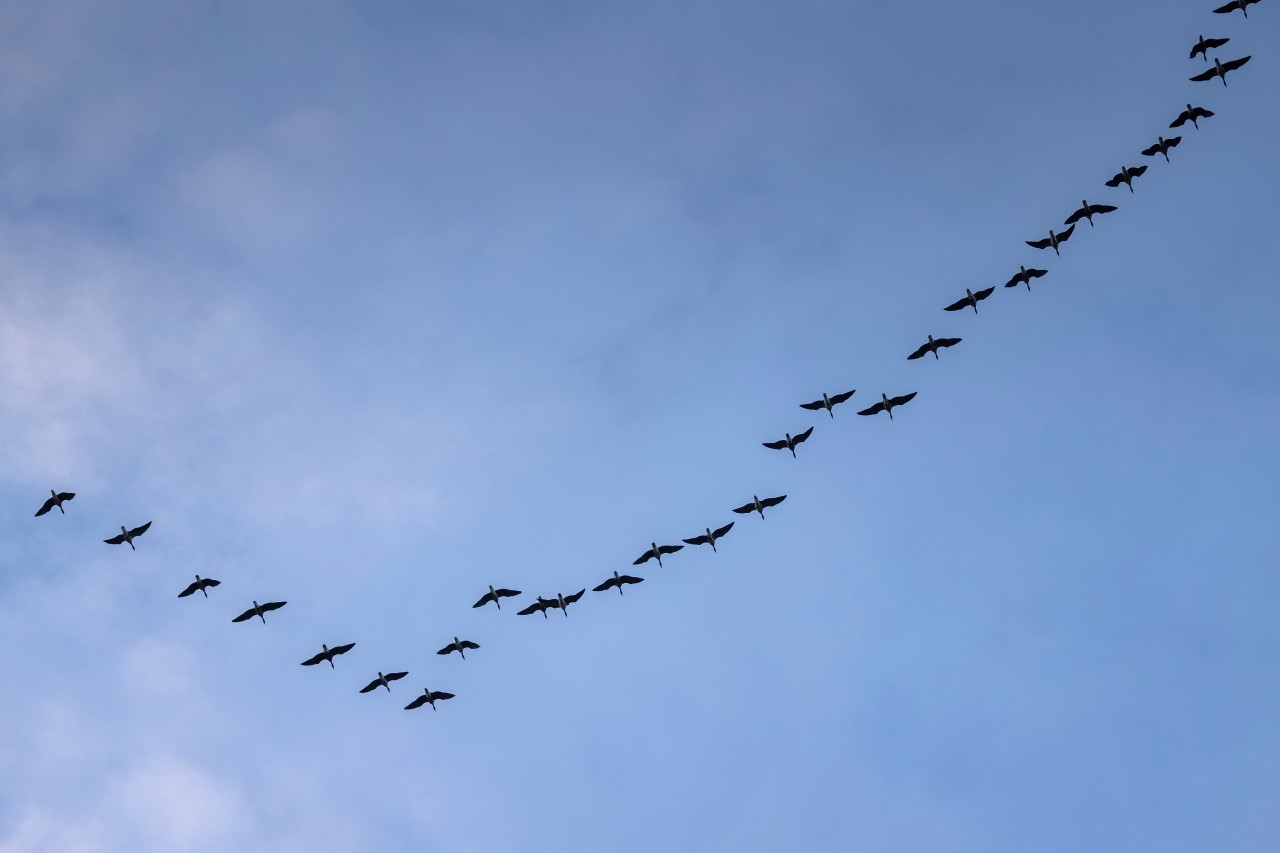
[1213,0,1261,18]
[633,542,683,567]
[763,426,814,458]
[1141,135,1181,162]
[35,490,75,517]
[544,590,586,617]
[732,494,787,519]
[593,571,644,595]
[517,598,553,618]
[405,688,455,711]
[104,521,151,550]
[231,599,287,623]
[1105,164,1147,193]
[1189,35,1229,61]
[437,637,480,659]
[1004,266,1048,290]
[799,390,856,418]
[472,585,522,610]
[944,287,996,313]
[1170,104,1215,129]
[1190,55,1251,86]
[857,391,917,420]
[301,643,356,669]
[178,575,220,598]
[683,522,734,553]
[1065,200,1117,228]
[908,335,962,361]
[360,671,408,693]
[1026,225,1075,256]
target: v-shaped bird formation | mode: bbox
[24,1,1266,718]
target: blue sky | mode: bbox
[1,1,1278,850]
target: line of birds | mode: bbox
[26,2,1265,715]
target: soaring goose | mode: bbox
[301,643,356,669]
[944,287,995,313]
[1141,135,1181,162]
[231,599,287,623]
[1189,35,1229,60]
[907,335,962,361]
[178,575,221,598]
[35,490,75,517]
[763,426,814,458]
[472,585,522,610]
[593,571,644,595]
[1065,200,1117,228]
[1004,266,1048,290]
[437,637,480,659]
[104,521,151,550]
[1170,104,1215,129]
[1105,164,1147,193]
[360,671,408,693]
[544,590,586,617]
[732,494,786,519]
[1190,55,1251,86]
[1026,224,1075,256]
[857,391,917,420]
[405,688,455,711]
[799,390,856,418]
[683,522,734,552]
[633,542,683,567]
[1213,0,1261,17]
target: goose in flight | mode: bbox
[1141,135,1181,162]
[1105,164,1147,193]
[104,521,151,550]
[472,585,522,610]
[633,542,683,567]
[944,287,996,313]
[1004,266,1048,290]
[857,391,917,420]
[1190,55,1251,86]
[763,426,814,458]
[1170,104,1215,129]
[799,390,856,418]
[1026,225,1075,256]
[907,335,962,361]
[732,494,787,519]
[231,599,287,623]
[405,688,455,711]
[1065,200,1117,228]
[301,643,356,669]
[542,590,586,617]
[1189,35,1229,61]
[437,637,481,659]
[1213,0,1261,18]
[593,571,644,595]
[683,522,734,553]
[360,671,408,693]
[35,490,75,517]
[178,575,221,598]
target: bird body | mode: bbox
[360,671,408,693]
[1190,55,1251,86]
[1190,35,1229,61]
[35,489,75,517]
[1105,164,1147,193]
[683,522,734,552]
[104,521,151,550]
[178,574,221,598]
[732,494,787,519]
[1171,104,1215,129]
[1004,266,1048,290]
[1141,135,1181,162]
[1026,225,1075,256]
[633,542,683,567]
[907,335,962,361]
[1065,200,1117,228]
[857,391,917,420]
[405,688,455,711]
[473,585,521,610]
[593,571,644,595]
[232,599,287,623]
[437,636,481,659]
[799,390,856,418]
[302,642,356,669]
[763,426,814,458]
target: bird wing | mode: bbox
[1025,237,1052,250]
[430,691,455,701]
[632,550,655,565]
[1091,204,1117,214]
[1104,175,1124,187]
[713,522,735,538]
[857,401,886,416]
[301,653,326,666]
[331,643,355,657]
[405,695,429,710]
[1058,225,1074,242]
[178,581,200,598]
[762,440,789,450]
[496,588,521,598]
[35,497,56,516]
[792,426,814,444]
[203,579,221,589]
[1190,68,1220,81]
[459,641,480,650]
[471,592,495,608]
[943,296,970,311]
[974,286,995,301]
[682,534,710,546]
[129,521,152,537]
[58,492,76,501]
[1003,270,1025,287]
[1131,165,1147,177]
[829,390,856,405]
[261,601,287,612]
[732,502,755,514]
[564,589,586,604]
[619,575,644,585]
[231,609,256,622]
[1206,38,1229,49]
[889,391,918,407]
[657,544,683,555]
[906,343,928,360]
[1167,136,1182,148]
[1223,55,1251,73]
[437,643,458,655]
[760,495,787,508]
[1064,207,1086,225]
[385,671,408,682]
[799,399,826,410]
[1141,143,1160,156]
[359,679,382,693]
[1028,268,1047,278]
[1194,107,1215,118]
[517,602,544,615]
[936,337,962,348]
[1170,112,1190,128]
[1212,1,1238,12]
[104,533,127,544]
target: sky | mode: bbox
[1,0,1278,850]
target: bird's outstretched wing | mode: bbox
[760,495,787,509]
[128,521,152,538]
[1091,204,1117,215]
[496,588,520,598]
[1025,237,1052,250]
[260,601,286,613]
[762,440,789,450]
[593,578,618,592]
[1104,174,1125,187]
[1064,207,1088,225]
[1212,1,1241,13]
[231,608,256,623]
[973,286,995,301]
[1221,55,1251,73]
[829,390,856,405]
[405,695,429,710]
[618,575,644,586]
[517,601,546,616]
[360,679,383,693]
[430,691,455,702]
[177,580,211,598]
[732,502,756,514]
[857,401,887,416]
[459,641,480,650]
[792,426,814,445]
[1057,225,1075,242]
[799,399,827,411]
[1190,67,1220,81]
[889,391,918,408]
[682,533,711,546]
[657,544,683,556]
[437,642,459,655]
[907,342,931,361]
[35,497,56,517]
[943,296,971,311]
[472,591,495,608]
[633,550,656,565]
[104,533,127,545]
[934,337,962,349]
[712,522,735,538]
[564,589,586,604]
[301,652,327,666]
[331,643,355,658]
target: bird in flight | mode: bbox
[1170,104,1215,130]
[536,590,586,617]
[907,335,962,361]
[944,287,996,313]
[1213,0,1261,18]
[232,600,287,624]
[799,390,856,418]
[405,688,455,711]
[437,637,481,660]
[360,671,408,693]
[763,426,814,459]
[1026,225,1075,257]
[104,521,151,550]
[1105,164,1147,193]
[633,542,683,567]
[472,585,522,610]
[593,571,644,596]
[733,494,787,519]
[1141,135,1182,163]
[683,522,734,553]
[858,392,918,420]
[1189,35,1229,61]
[301,643,356,669]
[1190,55,1251,86]
[35,490,75,517]
[178,575,221,598]
[1004,266,1048,291]
[1065,200,1117,228]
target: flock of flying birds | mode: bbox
[28,1,1265,716]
